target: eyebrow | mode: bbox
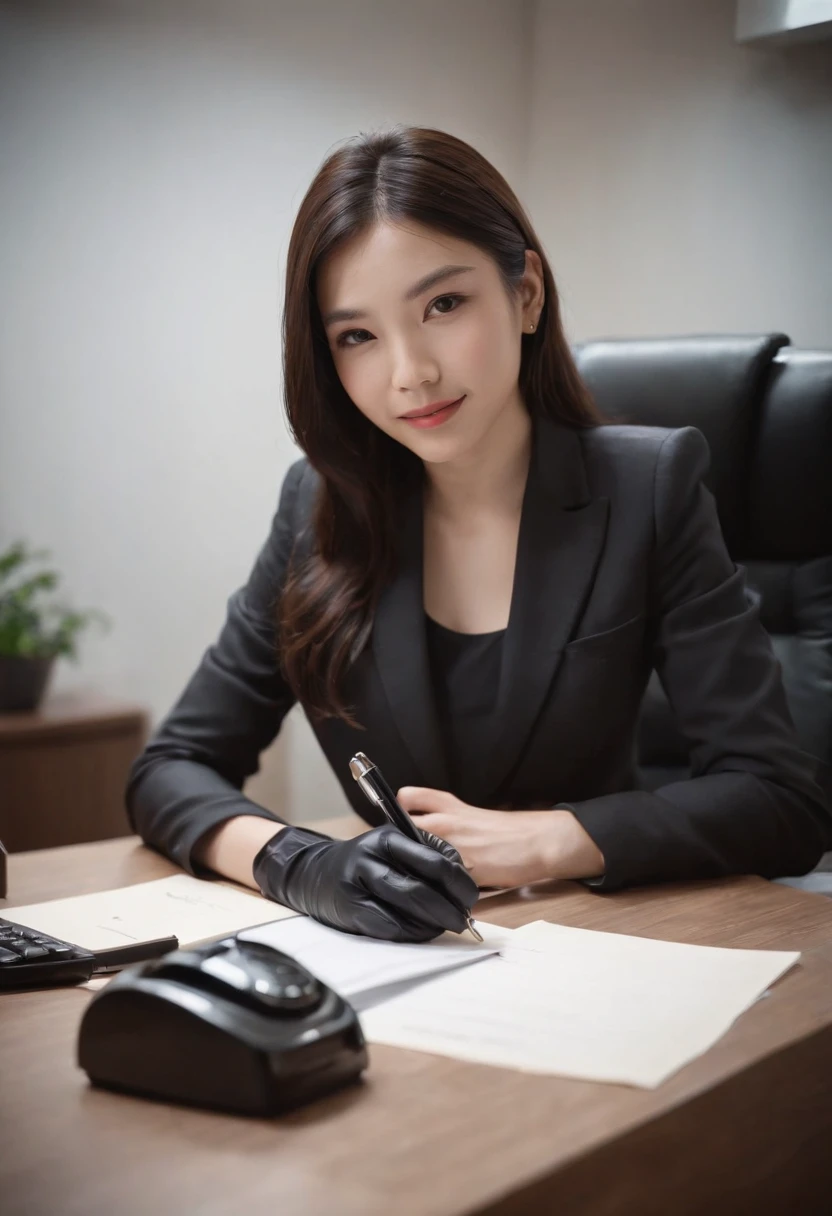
[321,263,476,327]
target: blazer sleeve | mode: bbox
[125,457,308,874]
[560,426,832,891]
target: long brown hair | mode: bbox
[278,125,601,726]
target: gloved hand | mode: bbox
[252,824,479,942]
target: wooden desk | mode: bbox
[2,818,832,1216]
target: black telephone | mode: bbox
[77,935,368,1115]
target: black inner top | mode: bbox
[424,612,506,802]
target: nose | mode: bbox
[389,332,440,395]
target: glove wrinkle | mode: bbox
[253,823,478,942]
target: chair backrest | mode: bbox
[572,335,832,797]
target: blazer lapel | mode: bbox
[370,414,609,804]
[371,485,450,791]
[480,416,609,801]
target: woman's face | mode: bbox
[316,220,543,465]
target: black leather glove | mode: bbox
[252,824,479,942]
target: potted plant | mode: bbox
[0,541,110,713]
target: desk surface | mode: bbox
[3,818,832,1216]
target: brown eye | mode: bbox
[335,294,467,349]
[336,329,372,349]
[430,294,466,316]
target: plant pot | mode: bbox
[0,654,56,713]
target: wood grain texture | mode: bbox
[2,818,832,1216]
[0,693,148,852]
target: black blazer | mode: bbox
[126,415,831,890]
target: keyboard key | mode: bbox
[13,944,50,960]
[0,918,96,989]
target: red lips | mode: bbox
[400,396,464,420]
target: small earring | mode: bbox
[529,323,535,331]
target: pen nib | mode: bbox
[466,916,484,943]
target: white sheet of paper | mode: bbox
[360,918,800,1088]
[238,917,505,1007]
[5,874,295,952]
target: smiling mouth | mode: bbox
[401,395,465,420]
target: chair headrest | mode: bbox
[572,334,830,559]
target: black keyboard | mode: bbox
[0,918,96,989]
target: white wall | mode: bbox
[526,0,832,345]
[0,0,533,822]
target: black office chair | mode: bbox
[573,334,832,875]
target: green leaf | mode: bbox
[0,540,109,659]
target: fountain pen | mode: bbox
[349,751,483,942]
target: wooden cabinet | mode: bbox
[0,693,149,852]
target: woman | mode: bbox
[127,125,830,942]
